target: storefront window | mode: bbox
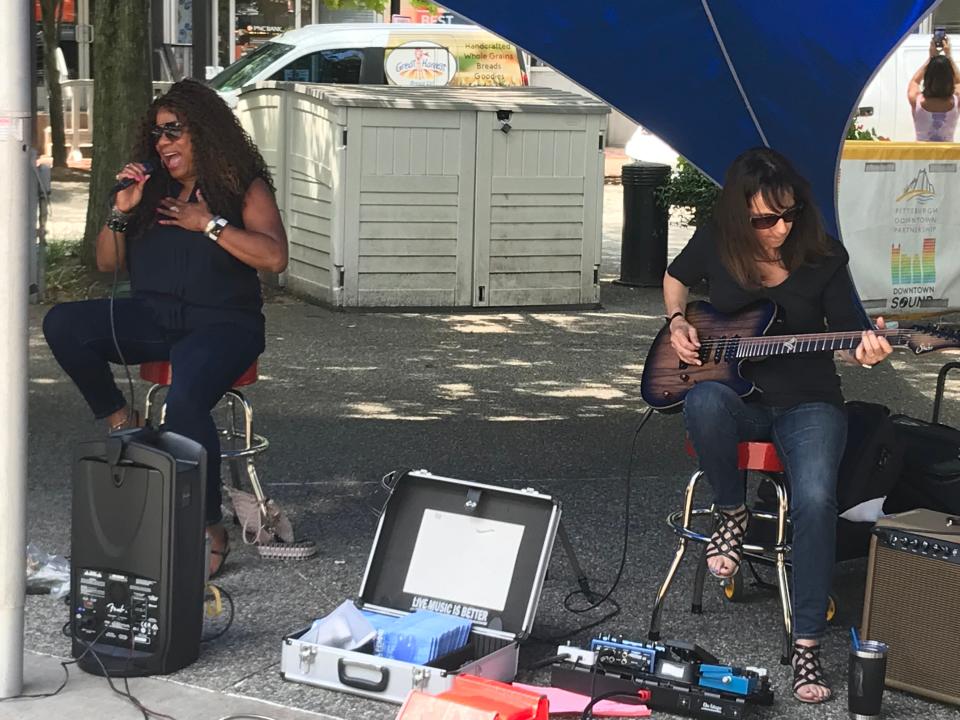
[300,0,314,27]
[176,0,193,44]
[236,0,296,59]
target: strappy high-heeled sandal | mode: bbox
[208,527,231,579]
[792,642,832,703]
[705,505,749,578]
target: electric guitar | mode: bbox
[641,300,960,410]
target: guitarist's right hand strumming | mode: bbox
[668,314,702,366]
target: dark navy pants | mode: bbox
[682,381,847,641]
[43,297,265,525]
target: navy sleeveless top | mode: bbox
[126,182,264,334]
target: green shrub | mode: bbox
[655,158,720,227]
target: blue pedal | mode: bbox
[698,664,757,696]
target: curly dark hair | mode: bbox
[128,79,274,238]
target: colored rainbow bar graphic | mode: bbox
[891,238,936,285]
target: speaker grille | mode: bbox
[865,544,960,702]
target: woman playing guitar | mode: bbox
[662,147,891,704]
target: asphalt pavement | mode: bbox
[7,178,960,720]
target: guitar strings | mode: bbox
[693,330,917,358]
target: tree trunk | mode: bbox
[39,0,66,168]
[82,0,152,268]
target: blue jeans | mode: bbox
[683,382,847,641]
[43,298,265,525]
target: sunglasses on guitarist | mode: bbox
[750,204,803,230]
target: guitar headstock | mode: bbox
[904,324,960,354]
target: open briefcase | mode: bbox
[280,469,561,703]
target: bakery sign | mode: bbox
[384,41,458,86]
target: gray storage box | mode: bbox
[280,469,560,703]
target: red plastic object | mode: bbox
[395,675,548,720]
[396,693,498,720]
[684,439,783,473]
[139,360,259,388]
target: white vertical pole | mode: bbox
[78,0,91,79]
[311,0,318,25]
[294,0,302,28]
[228,0,236,62]
[0,0,31,699]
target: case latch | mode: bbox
[412,666,432,690]
[298,644,317,671]
[464,488,482,512]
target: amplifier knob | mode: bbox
[922,541,929,550]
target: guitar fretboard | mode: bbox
[698,329,911,359]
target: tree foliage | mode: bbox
[317,0,389,11]
[81,0,152,267]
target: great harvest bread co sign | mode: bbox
[385,42,458,86]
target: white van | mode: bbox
[208,23,528,106]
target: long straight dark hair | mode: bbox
[714,147,833,288]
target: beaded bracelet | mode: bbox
[105,206,131,233]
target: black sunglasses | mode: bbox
[150,122,186,142]
[750,204,803,230]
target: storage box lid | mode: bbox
[247,82,610,115]
[359,470,560,640]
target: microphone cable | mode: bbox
[108,204,138,430]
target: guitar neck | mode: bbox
[730,329,908,358]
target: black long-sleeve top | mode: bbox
[667,223,867,408]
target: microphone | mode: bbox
[110,161,155,195]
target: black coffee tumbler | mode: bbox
[848,640,888,718]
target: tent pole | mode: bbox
[0,0,31,699]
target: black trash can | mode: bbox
[617,161,672,287]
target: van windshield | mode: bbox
[209,42,294,92]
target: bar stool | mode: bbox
[140,360,271,531]
[648,440,794,664]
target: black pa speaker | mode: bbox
[70,428,207,676]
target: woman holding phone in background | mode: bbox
[907,32,960,142]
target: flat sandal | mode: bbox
[792,643,832,703]
[705,505,749,579]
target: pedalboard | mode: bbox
[552,635,773,719]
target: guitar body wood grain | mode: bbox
[641,300,777,410]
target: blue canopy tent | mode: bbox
[437,0,938,238]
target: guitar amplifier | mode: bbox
[71,429,207,676]
[861,509,960,705]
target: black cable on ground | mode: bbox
[529,407,655,645]
[579,689,648,720]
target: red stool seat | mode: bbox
[685,439,784,473]
[140,360,259,388]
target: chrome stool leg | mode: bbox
[143,383,163,426]
[773,477,793,665]
[649,469,705,641]
[691,542,710,614]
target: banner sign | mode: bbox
[838,141,960,315]
[385,29,523,87]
